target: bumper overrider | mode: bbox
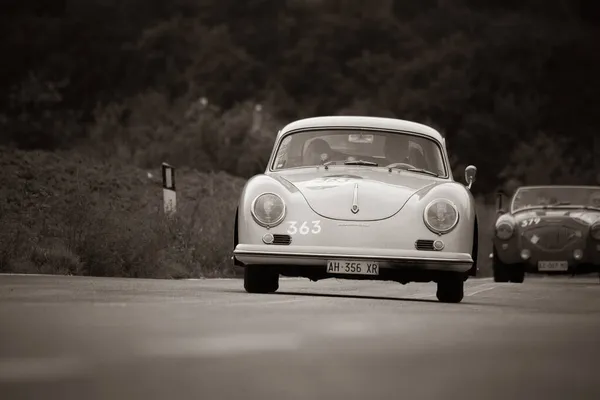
[233,244,473,273]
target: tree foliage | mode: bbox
[1,0,599,193]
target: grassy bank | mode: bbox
[0,148,246,278]
[0,148,495,278]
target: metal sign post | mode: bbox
[162,162,176,215]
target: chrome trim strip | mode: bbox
[351,183,359,214]
[233,250,473,264]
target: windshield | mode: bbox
[511,186,600,213]
[271,129,447,177]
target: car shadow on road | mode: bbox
[271,291,445,304]
[218,288,441,303]
[274,291,502,307]
[219,288,500,307]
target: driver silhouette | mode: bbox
[384,135,411,165]
[305,138,333,165]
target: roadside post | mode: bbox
[251,103,263,133]
[162,162,176,215]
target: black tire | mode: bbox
[244,265,279,293]
[493,265,510,282]
[492,248,510,283]
[468,220,479,277]
[436,276,464,303]
[510,266,525,283]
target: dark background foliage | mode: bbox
[2,0,599,192]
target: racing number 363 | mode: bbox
[287,220,321,235]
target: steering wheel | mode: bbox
[385,162,416,170]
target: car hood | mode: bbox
[513,208,600,226]
[272,168,442,221]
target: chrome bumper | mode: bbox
[233,244,473,273]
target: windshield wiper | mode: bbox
[344,160,378,166]
[406,168,439,177]
[321,160,337,170]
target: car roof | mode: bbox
[278,116,444,143]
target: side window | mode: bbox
[274,136,292,169]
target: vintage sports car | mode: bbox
[492,185,600,283]
[233,116,479,303]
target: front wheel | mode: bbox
[492,248,511,282]
[510,266,525,283]
[436,276,464,303]
[244,266,279,293]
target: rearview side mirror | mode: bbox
[464,165,477,189]
[496,191,506,215]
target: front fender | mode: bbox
[492,213,521,264]
[396,181,477,254]
[237,174,317,245]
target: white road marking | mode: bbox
[466,284,498,297]
[212,298,312,308]
[0,356,87,382]
[402,281,498,300]
[403,293,437,299]
[233,298,311,306]
[317,320,376,337]
[137,333,303,358]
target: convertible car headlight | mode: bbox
[495,222,514,240]
[423,199,459,234]
[591,223,600,240]
[251,193,286,227]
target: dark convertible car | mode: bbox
[491,185,600,283]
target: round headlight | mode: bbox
[423,199,459,234]
[591,223,600,240]
[496,222,514,240]
[251,193,286,227]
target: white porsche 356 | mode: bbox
[232,116,479,303]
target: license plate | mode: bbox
[326,260,379,275]
[538,261,568,271]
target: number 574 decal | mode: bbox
[287,220,322,235]
[520,217,541,227]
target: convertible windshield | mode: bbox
[271,129,447,177]
[511,186,600,213]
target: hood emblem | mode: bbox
[351,183,359,214]
[530,234,540,244]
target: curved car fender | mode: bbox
[492,212,521,263]
[237,174,315,244]
[399,181,477,253]
[407,182,477,238]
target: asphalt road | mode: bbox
[1,274,600,400]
